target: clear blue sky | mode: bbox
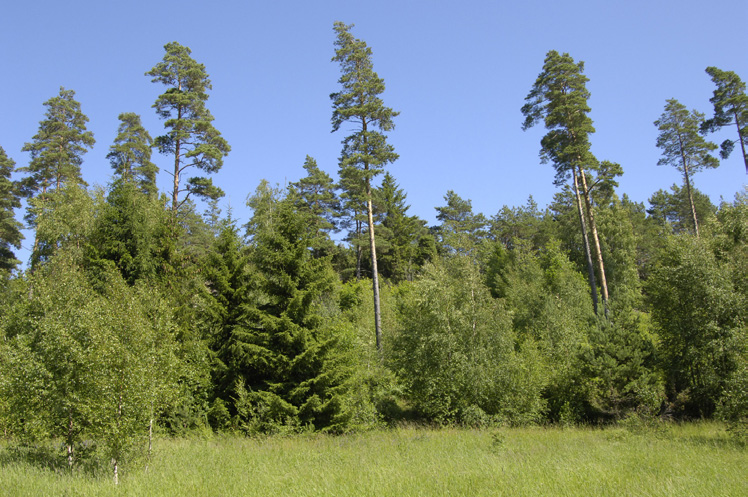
[2,0,747,260]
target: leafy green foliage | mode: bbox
[648,234,745,417]
[1,253,179,474]
[393,255,547,425]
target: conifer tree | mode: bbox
[0,147,23,276]
[701,67,748,174]
[19,88,95,265]
[647,184,717,234]
[522,51,609,314]
[220,189,360,432]
[373,172,430,282]
[331,22,399,353]
[147,42,230,212]
[107,113,158,196]
[655,99,719,237]
[434,190,488,255]
[290,155,339,256]
[337,167,367,280]
[20,87,95,196]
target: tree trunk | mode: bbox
[355,217,362,281]
[734,110,747,175]
[366,177,383,355]
[578,165,609,313]
[172,88,183,212]
[573,170,599,314]
[683,164,700,238]
[67,414,74,470]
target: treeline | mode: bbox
[1,23,747,480]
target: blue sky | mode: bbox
[2,0,747,259]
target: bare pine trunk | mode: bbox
[578,166,609,313]
[683,165,700,238]
[573,170,599,315]
[366,177,383,355]
[355,217,363,281]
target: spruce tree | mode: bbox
[107,113,158,196]
[0,147,23,276]
[290,155,340,256]
[147,42,230,212]
[221,189,359,432]
[331,22,399,354]
[373,172,430,282]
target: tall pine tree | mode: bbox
[331,22,399,354]
[701,67,748,174]
[20,88,94,264]
[655,99,719,238]
[147,42,230,212]
[522,51,609,314]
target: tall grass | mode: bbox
[1,422,745,496]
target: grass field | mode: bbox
[1,422,745,496]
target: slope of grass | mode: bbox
[1,422,745,496]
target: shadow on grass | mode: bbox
[0,440,109,476]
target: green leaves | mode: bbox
[1,256,179,470]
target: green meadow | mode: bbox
[1,423,745,497]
